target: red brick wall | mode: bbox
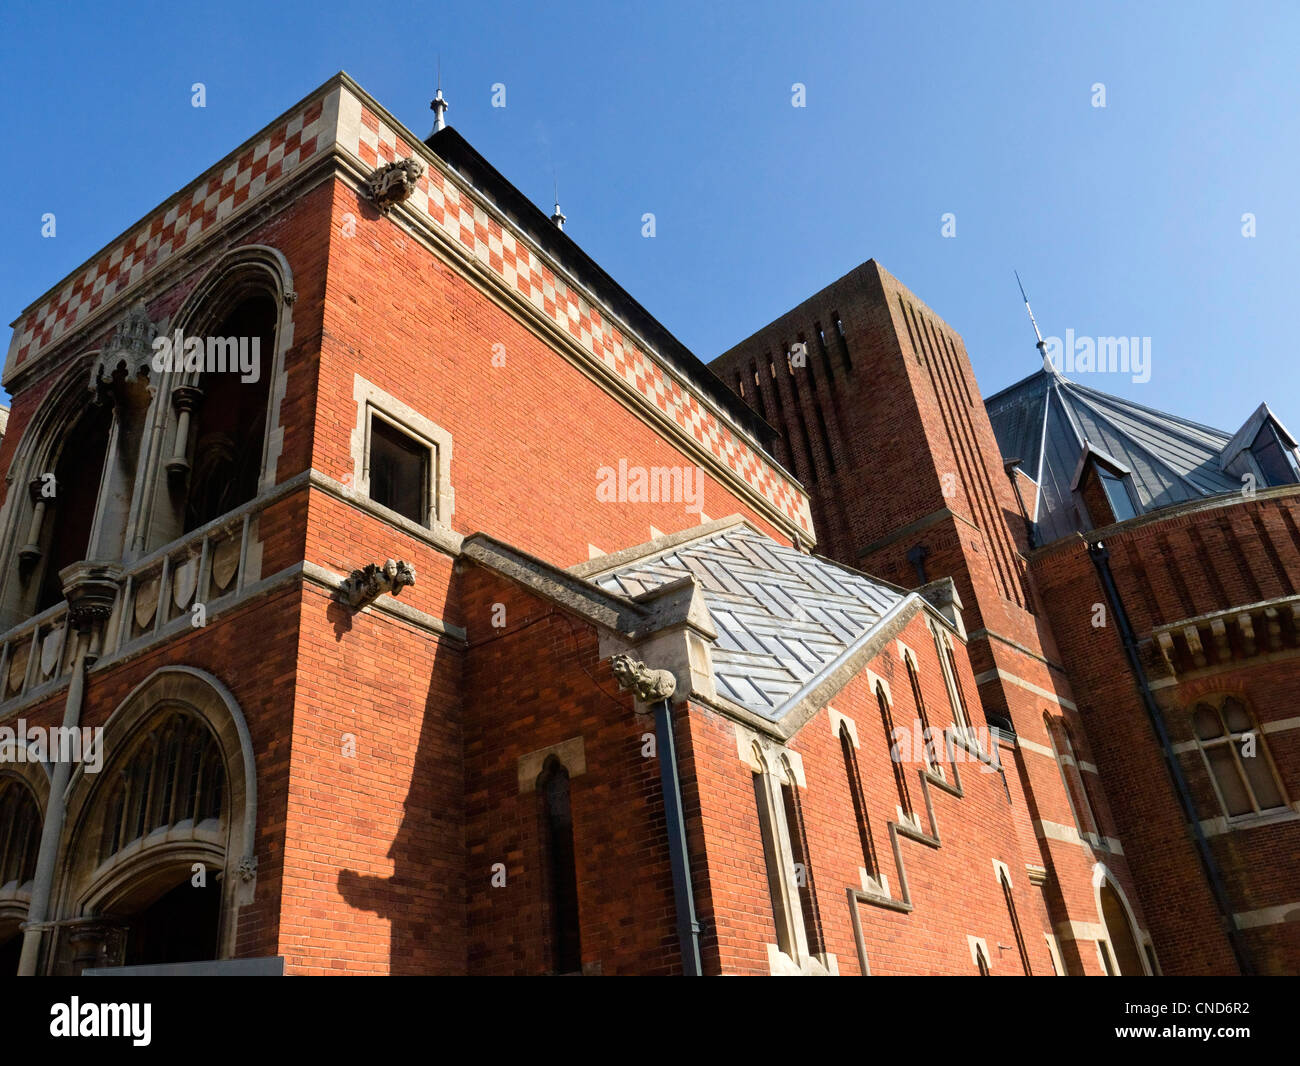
[1033,493,1300,975]
[458,565,679,975]
[316,179,792,568]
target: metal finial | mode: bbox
[1015,270,1053,372]
[429,59,449,135]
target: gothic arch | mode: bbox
[1091,863,1150,975]
[164,245,295,490]
[0,355,115,628]
[51,666,258,969]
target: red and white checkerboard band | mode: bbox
[10,98,330,374]
[347,103,812,536]
[9,80,812,537]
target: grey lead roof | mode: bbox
[986,366,1239,544]
[594,526,905,721]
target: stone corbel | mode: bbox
[1237,612,1257,656]
[338,559,416,608]
[1183,624,1206,669]
[1209,617,1229,659]
[1154,630,1178,675]
[61,561,125,662]
[919,576,966,639]
[365,158,424,215]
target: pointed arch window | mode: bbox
[999,868,1033,974]
[904,652,940,771]
[1062,721,1105,838]
[178,291,277,532]
[779,755,823,956]
[839,722,878,878]
[0,778,41,892]
[876,682,912,815]
[26,401,115,615]
[537,756,581,974]
[1193,697,1287,819]
[1045,712,1099,840]
[99,712,225,864]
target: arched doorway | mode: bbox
[1100,880,1145,976]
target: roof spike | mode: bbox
[1015,270,1055,373]
[429,57,449,135]
[550,176,566,231]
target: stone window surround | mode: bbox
[517,737,586,794]
[734,725,835,975]
[1091,862,1155,977]
[1189,693,1290,823]
[350,375,455,530]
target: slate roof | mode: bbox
[986,366,1239,544]
[594,526,906,721]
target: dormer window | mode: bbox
[1250,420,1300,486]
[1072,448,1140,529]
[1095,465,1138,522]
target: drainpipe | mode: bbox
[653,696,703,976]
[1088,541,1255,975]
[611,654,702,976]
[17,627,91,975]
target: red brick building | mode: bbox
[0,74,1294,975]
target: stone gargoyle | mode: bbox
[339,559,416,608]
[609,653,677,703]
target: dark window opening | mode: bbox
[369,416,430,526]
[839,724,878,877]
[1000,872,1033,974]
[0,780,41,890]
[36,401,114,612]
[184,293,276,532]
[122,877,222,967]
[876,684,912,814]
[781,770,823,955]
[538,757,581,974]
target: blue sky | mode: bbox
[2,1,1296,430]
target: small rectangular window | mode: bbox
[1097,467,1138,522]
[369,415,430,526]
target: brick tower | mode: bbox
[712,260,1159,974]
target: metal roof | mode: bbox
[595,526,905,721]
[986,366,1239,543]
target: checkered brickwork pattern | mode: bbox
[351,106,813,537]
[9,81,811,537]
[10,100,328,371]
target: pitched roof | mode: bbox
[986,366,1238,543]
[592,525,905,720]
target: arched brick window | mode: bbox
[999,868,1033,975]
[876,682,912,815]
[1193,696,1287,818]
[839,722,878,877]
[904,652,939,770]
[537,755,581,974]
